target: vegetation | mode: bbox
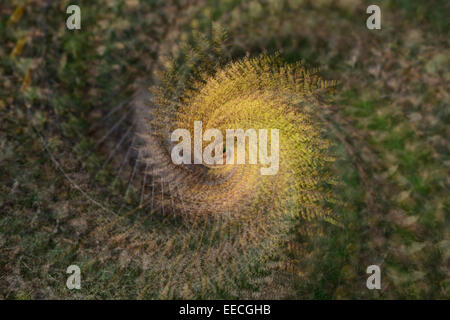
[0,0,448,299]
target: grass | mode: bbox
[0,0,448,299]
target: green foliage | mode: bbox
[1,0,448,300]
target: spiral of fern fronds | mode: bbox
[137,53,339,228]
